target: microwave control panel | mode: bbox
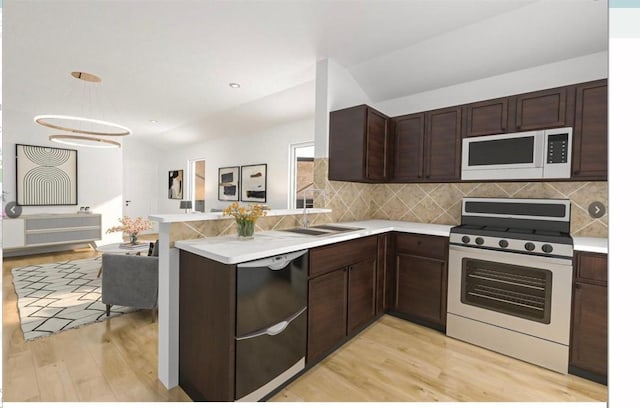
[546,133,569,164]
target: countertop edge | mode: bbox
[572,237,608,254]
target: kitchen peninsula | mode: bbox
[163,216,606,401]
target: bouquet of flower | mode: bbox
[223,203,266,238]
[106,216,152,244]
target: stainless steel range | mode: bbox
[447,197,573,373]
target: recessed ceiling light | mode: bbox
[229,83,241,89]
[150,120,158,124]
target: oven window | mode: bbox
[461,258,552,324]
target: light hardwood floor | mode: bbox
[3,247,607,403]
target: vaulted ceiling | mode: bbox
[3,0,608,150]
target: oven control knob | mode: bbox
[461,236,470,244]
[475,237,485,245]
[499,239,509,248]
[525,242,535,251]
[542,244,553,253]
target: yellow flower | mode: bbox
[223,203,266,223]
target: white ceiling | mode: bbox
[3,0,607,150]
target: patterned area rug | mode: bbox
[11,257,137,341]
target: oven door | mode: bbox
[447,244,572,345]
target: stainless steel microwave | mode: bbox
[461,127,572,180]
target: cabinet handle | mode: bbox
[575,283,582,290]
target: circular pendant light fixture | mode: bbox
[48,134,121,149]
[35,115,132,136]
[34,71,132,145]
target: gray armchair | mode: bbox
[101,251,159,321]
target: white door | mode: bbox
[123,159,159,233]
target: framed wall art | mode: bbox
[16,144,78,206]
[168,169,184,199]
[218,166,239,201]
[241,164,267,203]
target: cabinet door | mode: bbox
[394,253,447,326]
[376,234,394,315]
[572,79,607,180]
[393,113,425,180]
[328,105,367,181]
[464,97,509,137]
[425,106,462,181]
[514,86,572,131]
[307,268,348,363]
[347,257,377,335]
[570,282,608,377]
[365,108,390,180]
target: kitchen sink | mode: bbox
[311,224,364,232]
[282,225,364,236]
[282,228,335,236]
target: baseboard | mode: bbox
[569,365,608,385]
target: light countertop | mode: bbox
[572,237,608,254]
[149,208,331,223]
[175,219,452,264]
[174,219,608,264]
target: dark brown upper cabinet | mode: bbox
[463,97,510,137]
[391,107,461,182]
[572,79,607,180]
[392,113,425,181]
[514,86,574,131]
[329,105,390,182]
[425,106,462,181]
[464,86,574,138]
[329,79,607,183]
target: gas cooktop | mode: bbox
[449,198,573,258]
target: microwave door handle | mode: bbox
[534,132,545,167]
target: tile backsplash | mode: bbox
[313,158,608,238]
[168,158,607,243]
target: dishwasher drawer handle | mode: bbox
[236,307,307,341]
[266,320,289,336]
[237,249,308,270]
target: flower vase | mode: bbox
[129,233,139,245]
[236,220,255,240]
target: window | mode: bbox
[289,142,314,209]
[188,158,205,212]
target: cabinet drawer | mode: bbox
[395,233,448,260]
[575,251,607,285]
[309,236,378,278]
[25,214,101,231]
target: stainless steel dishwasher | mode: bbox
[235,249,308,401]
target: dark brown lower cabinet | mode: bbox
[376,233,394,315]
[570,251,608,384]
[307,256,378,364]
[307,268,348,364]
[392,233,448,330]
[179,250,236,401]
[347,258,377,335]
[307,236,380,365]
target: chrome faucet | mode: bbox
[302,188,325,228]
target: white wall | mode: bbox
[314,58,372,158]
[156,117,315,213]
[1,110,123,245]
[375,52,608,116]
